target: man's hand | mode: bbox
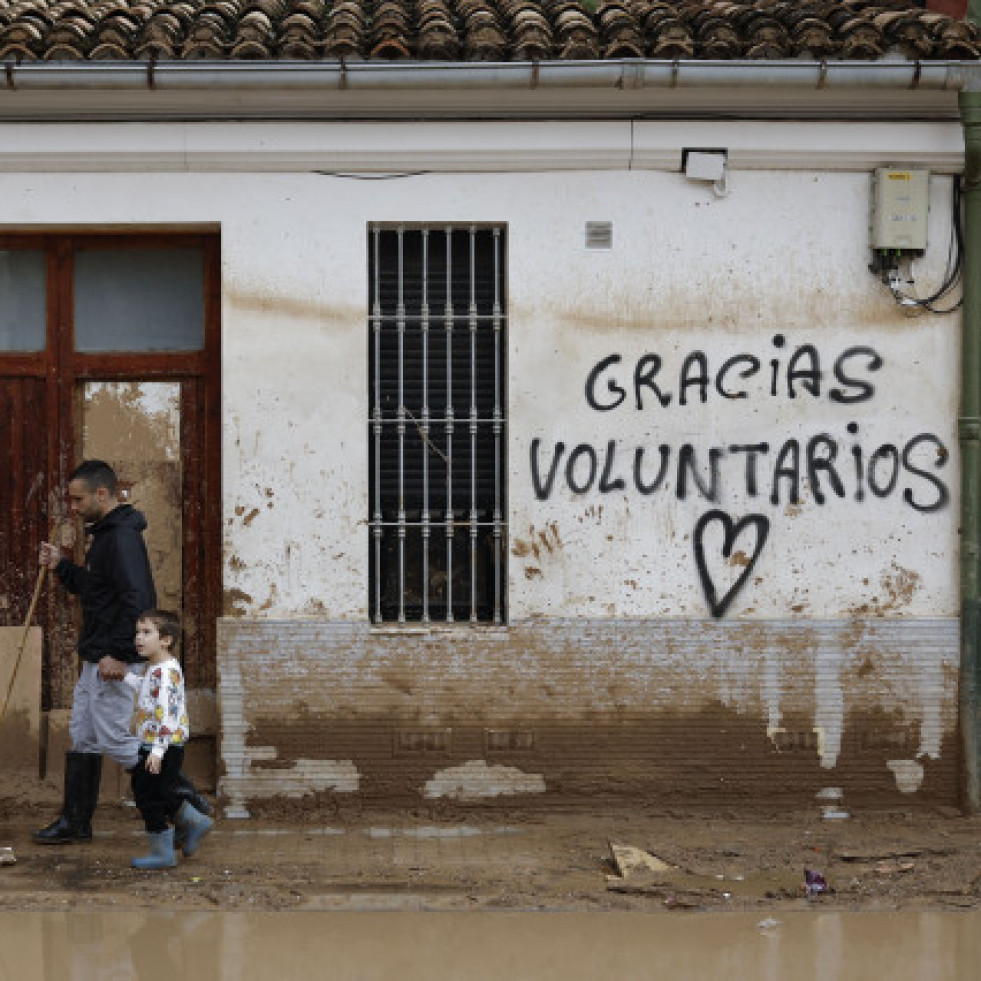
[145,755,161,775]
[98,656,128,681]
[38,542,62,571]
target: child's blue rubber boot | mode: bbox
[175,801,213,857]
[132,828,177,870]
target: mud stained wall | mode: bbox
[0,124,965,809]
[218,618,958,812]
[209,166,959,810]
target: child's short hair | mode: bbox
[138,609,181,654]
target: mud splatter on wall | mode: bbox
[204,169,962,810]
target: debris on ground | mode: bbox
[803,868,831,898]
[605,843,699,900]
[873,859,915,875]
[605,841,801,904]
[608,843,674,880]
[663,893,700,910]
[835,847,924,862]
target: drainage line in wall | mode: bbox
[958,90,981,813]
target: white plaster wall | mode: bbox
[0,159,960,621]
[508,170,959,619]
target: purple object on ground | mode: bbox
[803,868,830,898]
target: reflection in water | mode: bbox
[1,911,979,980]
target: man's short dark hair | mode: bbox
[70,460,118,495]
[138,609,182,654]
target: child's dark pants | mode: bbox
[130,745,185,833]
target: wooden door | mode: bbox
[0,234,220,712]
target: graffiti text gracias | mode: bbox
[530,335,950,514]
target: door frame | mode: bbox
[0,231,221,705]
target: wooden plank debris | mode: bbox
[0,626,42,777]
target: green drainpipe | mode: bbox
[959,92,981,812]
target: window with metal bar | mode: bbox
[368,225,506,624]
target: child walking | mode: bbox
[125,609,212,870]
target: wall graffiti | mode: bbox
[529,432,948,512]
[583,338,882,410]
[528,336,950,618]
[693,510,770,619]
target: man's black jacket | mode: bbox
[55,505,157,665]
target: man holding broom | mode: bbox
[33,459,210,845]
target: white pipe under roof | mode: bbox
[0,58,976,91]
[1,58,980,121]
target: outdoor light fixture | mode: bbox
[682,148,729,197]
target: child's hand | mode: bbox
[145,755,161,774]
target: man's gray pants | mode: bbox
[69,661,140,770]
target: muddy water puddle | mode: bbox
[1,910,979,980]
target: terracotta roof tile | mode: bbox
[642,5,695,59]
[416,1,460,59]
[323,0,365,57]
[690,11,742,58]
[460,1,507,61]
[787,16,835,58]
[0,0,976,63]
[278,9,320,56]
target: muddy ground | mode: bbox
[2,778,980,913]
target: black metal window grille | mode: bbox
[368,225,507,624]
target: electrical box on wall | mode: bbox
[870,168,930,252]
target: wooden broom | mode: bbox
[0,564,47,724]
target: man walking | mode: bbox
[33,459,208,844]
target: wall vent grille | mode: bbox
[484,728,536,752]
[394,728,453,755]
[585,221,613,250]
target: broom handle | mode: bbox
[0,563,48,724]
[18,563,48,656]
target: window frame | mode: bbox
[367,223,507,626]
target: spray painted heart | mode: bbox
[693,510,770,619]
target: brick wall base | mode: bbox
[217,617,959,816]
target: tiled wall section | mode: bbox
[218,617,960,816]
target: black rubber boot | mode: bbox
[173,771,212,817]
[78,752,102,827]
[33,752,102,844]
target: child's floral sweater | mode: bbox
[124,658,190,760]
